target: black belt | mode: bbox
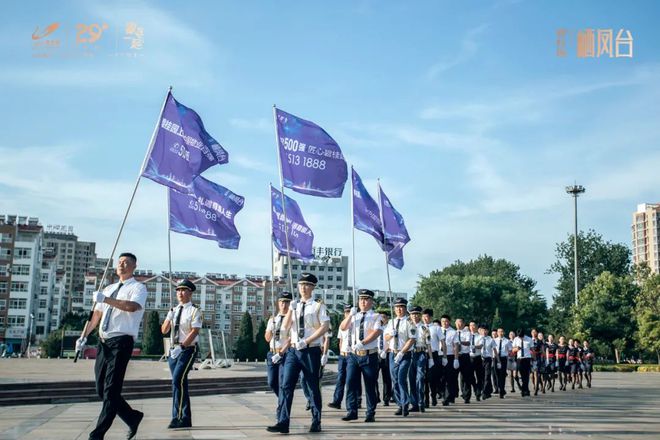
[99,334,133,344]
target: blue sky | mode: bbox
[1,1,659,304]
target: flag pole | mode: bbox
[272,105,294,294]
[268,183,276,316]
[166,188,174,306]
[377,179,395,319]
[74,86,172,362]
[350,166,357,307]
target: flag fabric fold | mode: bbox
[142,91,229,193]
[169,176,244,249]
[270,185,315,262]
[378,184,411,269]
[275,108,347,198]
[352,167,386,248]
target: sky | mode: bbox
[1,1,659,305]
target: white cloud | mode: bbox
[426,24,489,80]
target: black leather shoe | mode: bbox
[403,406,409,417]
[383,401,389,406]
[364,415,375,423]
[127,411,144,440]
[306,403,311,411]
[394,408,403,416]
[309,423,322,433]
[442,400,449,406]
[432,397,438,406]
[341,414,358,421]
[179,419,192,428]
[327,402,341,409]
[167,419,181,429]
[409,406,420,412]
[476,395,481,401]
[420,405,425,413]
[266,424,289,434]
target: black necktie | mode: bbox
[298,302,306,339]
[359,313,365,341]
[395,318,401,347]
[101,282,123,333]
[274,315,283,342]
[171,305,183,344]
[499,338,503,355]
[521,337,525,357]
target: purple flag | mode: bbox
[275,108,347,198]
[169,176,244,249]
[142,91,229,194]
[352,167,387,248]
[270,185,314,261]
[378,184,411,269]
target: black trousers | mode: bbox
[378,356,392,402]
[482,357,493,397]
[424,352,441,404]
[518,358,531,395]
[90,335,141,439]
[443,354,458,402]
[470,356,484,398]
[495,356,508,397]
[458,353,474,401]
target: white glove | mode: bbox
[271,353,281,364]
[166,309,174,321]
[93,291,106,303]
[290,300,298,311]
[349,307,358,316]
[394,351,404,364]
[170,345,182,359]
[75,337,87,352]
[554,361,558,368]
[321,354,328,366]
[353,341,365,352]
[428,357,435,368]
[442,357,448,366]
[295,339,307,350]
[545,359,549,367]
[379,350,387,360]
[532,360,537,371]
[453,359,460,369]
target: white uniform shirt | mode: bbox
[338,328,351,354]
[289,299,330,347]
[481,336,494,358]
[415,322,431,350]
[349,309,382,350]
[513,336,533,359]
[428,323,440,352]
[455,328,472,354]
[469,332,484,357]
[169,302,203,345]
[266,314,289,351]
[385,316,417,351]
[94,277,147,340]
[438,326,455,355]
[494,337,511,357]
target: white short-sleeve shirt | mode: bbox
[428,323,440,352]
[349,309,382,350]
[469,332,484,357]
[513,336,533,359]
[481,336,493,358]
[385,316,417,351]
[494,337,511,357]
[338,328,351,353]
[290,299,330,347]
[169,302,202,345]
[94,277,147,340]
[415,322,432,350]
[438,326,455,355]
[455,328,472,354]
[266,314,289,350]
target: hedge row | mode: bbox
[593,364,660,372]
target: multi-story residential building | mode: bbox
[632,203,660,274]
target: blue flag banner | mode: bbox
[142,91,229,193]
[275,108,348,198]
[378,184,411,269]
[270,185,315,261]
[169,176,244,249]
[352,167,386,248]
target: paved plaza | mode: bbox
[0,369,658,439]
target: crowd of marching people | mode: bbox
[264,272,596,434]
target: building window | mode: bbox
[232,304,241,312]
[336,276,342,281]
[10,282,28,292]
[292,265,298,270]
[0,282,6,294]
[301,265,307,270]
[327,267,334,272]
[15,248,31,259]
[38,299,47,308]
[247,295,256,302]
[9,298,27,309]
[328,276,334,281]
[7,315,25,326]
[336,267,343,272]
[11,265,30,276]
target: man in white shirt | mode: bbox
[377,310,393,406]
[408,306,432,413]
[422,310,440,407]
[512,328,533,397]
[76,252,147,440]
[161,279,203,429]
[328,304,352,409]
[479,323,494,400]
[468,321,484,401]
[455,318,474,404]
[384,297,416,417]
[264,291,292,398]
[268,273,330,434]
[493,327,510,399]
[438,314,456,406]
[340,289,382,423]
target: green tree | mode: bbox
[142,310,163,355]
[254,319,269,361]
[413,255,547,332]
[635,272,660,363]
[59,312,88,329]
[234,311,255,361]
[570,271,638,362]
[547,230,631,335]
[40,329,63,358]
[328,311,343,354]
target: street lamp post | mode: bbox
[565,184,586,307]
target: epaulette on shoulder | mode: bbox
[315,298,324,304]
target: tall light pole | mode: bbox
[565,184,586,306]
